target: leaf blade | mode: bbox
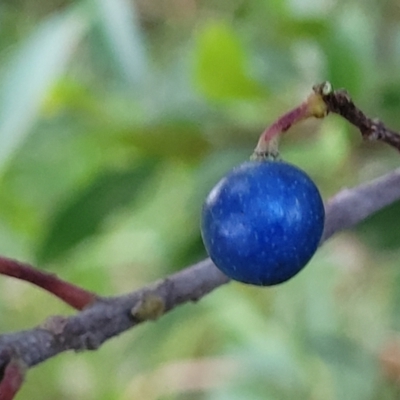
[37,162,157,263]
[0,10,88,172]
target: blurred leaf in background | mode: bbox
[0,0,400,399]
[193,20,264,100]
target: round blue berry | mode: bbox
[201,160,325,285]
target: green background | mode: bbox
[1,0,400,398]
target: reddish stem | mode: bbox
[0,358,25,400]
[253,91,328,159]
[0,257,97,310]
[261,102,309,143]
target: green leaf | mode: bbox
[36,161,157,263]
[280,18,328,39]
[309,334,376,400]
[0,9,88,172]
[117,120,211,161]
[321,28,364,95]
[193,21,263,100]
[93,0,149,88]
[356,200,400,250]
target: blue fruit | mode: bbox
[201,160,325,285]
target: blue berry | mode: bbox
[201,160,325,285]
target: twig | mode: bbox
[0,167,399,372]
[0,356,25,400]
[313,82,400,151]
[254,82,400,159]
[0,257,98,310]
[1,82,400,396]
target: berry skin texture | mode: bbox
[201,160,325,286]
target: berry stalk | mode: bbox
[253,86,329,159]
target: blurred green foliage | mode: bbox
[1,0,400,399]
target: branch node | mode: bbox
[131,292,165,322]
